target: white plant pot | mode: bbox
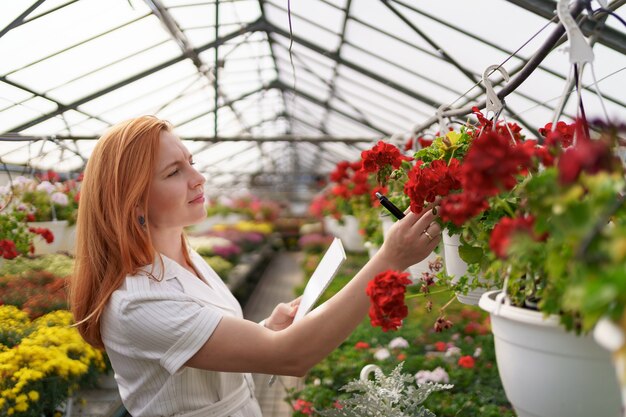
[479,290,622,417]
[27,220,68,255]
[62,224,77,254]
[594,318,626,416]
[442,230,488,305]
[323,215,365,253]
[382,215,439,283]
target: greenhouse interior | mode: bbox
[0,0,625,416]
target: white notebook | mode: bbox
[269,237,346,386]
[294,237,346,322]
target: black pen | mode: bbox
[375,192,405,220]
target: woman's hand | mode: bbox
[376,205,442,270]
[263,297,302,331]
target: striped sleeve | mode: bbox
[117,292,223,375]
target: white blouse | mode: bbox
[101,250,263,417]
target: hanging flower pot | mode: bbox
[479,290,622,417]
[593,318,626,415]
[27,220,68,255]
[323,215,365,253]
[442,230,489,305]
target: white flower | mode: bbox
[444,346,461,357]
[0,185,10,195]
[373,348,390,361]
[415,367,450,385]
[36,181,56,194]
[51,192,68,206]
[388,337,409,349]
[473,347,482,357]
[313,378,321,386]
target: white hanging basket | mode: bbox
[323,215,366,253]
[61,224,77,254]
[594,318,626,416]
[479,290,622,417]
[27,220,68,255]
[442,230,489,305]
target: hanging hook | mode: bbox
[482,64,509,122]
[556,0,594,65]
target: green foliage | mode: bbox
[202,255,233,281]
[0,254,75,277]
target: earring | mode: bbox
[138,215,145,226]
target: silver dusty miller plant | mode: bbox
[320,362,453,417]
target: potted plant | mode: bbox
[475,120,625,417]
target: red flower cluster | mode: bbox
[557,135,618,185]
[404,159,462,213]
[460,131,532,196]
[0,239,19,259]
[366,270,412,332]
[439,192,489,226]
[539,121,575,148]
[471,106,524,142]
[293,399,313,415]
[458,355,475,369]
[29,227,54,244]
[361,140,412,174]
[489,215,538,259]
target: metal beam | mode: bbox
[0,0,47,39]
[271,79,391,136]
[266,22,442,110]
[505,0,626,55]
[0,133,378,143]
[5,19,265,133]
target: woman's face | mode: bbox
[146,130,206,230]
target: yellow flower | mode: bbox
[27,391,39,401]
[14,402,28,412]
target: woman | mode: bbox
[69,116,441,417]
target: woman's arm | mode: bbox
[185,208,441,376]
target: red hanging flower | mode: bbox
[360,141,412,186]
[29,227,55,244]
[404,159,462,213]
[439,192,489,226]
[489,215,538,259]
[539,121,576,148]
[330,161,351,183]
[366,270,411,332]
[0,239,19,259]
[460,131,532,197]
[557,136,617,185]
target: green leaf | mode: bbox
[458,245,483,264]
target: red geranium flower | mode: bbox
[366,270,412,332]
[404,159,462,213]
[0,239,19,259]
[293,399,313,415]
[434,341,447,352]
[489,215,538,259]
[461,131,532,197]
[29,227,55,244]
[557,135,617,185]
[354,341,370,349]
[361,141,412,186]
[458,355,475,368]
[539,121,576,148]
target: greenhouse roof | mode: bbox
[1,0,625,205]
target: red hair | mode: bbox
[69,116,171,348]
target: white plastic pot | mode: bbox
[323,215,366,253]
[27,220,68,255]
[479,290,622,417]
[594,318,626,416]
[61,224,77,254]
[442,230,490,305]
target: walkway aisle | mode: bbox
[243,251,305,417]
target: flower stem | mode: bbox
[439,295,457,313]
[406,288,452,299]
